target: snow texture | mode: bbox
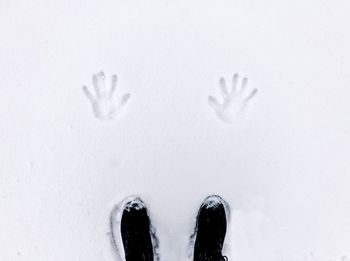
[0,0,350,260]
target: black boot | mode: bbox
[193,195,228,261]
[111,197,154,261]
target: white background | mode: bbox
[1,0,350,260]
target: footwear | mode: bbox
[192,195,229,261]
[110,196,158,261]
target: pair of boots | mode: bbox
[110,195,229,261]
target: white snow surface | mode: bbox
[1,0,350,260]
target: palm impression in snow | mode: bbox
[83,71,131,120]
[208,73,258,124]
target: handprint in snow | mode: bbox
[83,71,131,120]
[208,73,258,124]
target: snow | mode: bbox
[0,0,350,260]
